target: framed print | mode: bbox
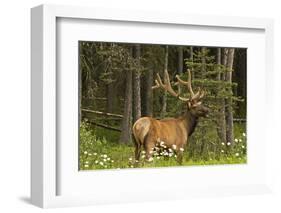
[31,4,274,208]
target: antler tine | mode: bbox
[163,70,179,97]
[151,80,160,90]
[175,69,195,97]
[187,69,195,97]
[156,73,165,89]
[192,89,206,101]
[178,96,190,102]
[191,87,201,101]
[198,90,205,100]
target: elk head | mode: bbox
[152,69,209,118]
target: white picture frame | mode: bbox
[31,4,274,208]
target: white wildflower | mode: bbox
[168,148,173,153]
[179,148,184,152]
[107,157,110,161]
[156,156,160,160]
[234,139,238,142]
[239,139,242,142]
[95,160,99,164]
[129,157,133,161]
[103,154,107,158]
[169,153,173,157]
[93,153,97,156]
[242,145,245,149]
[235,153,239,156]
[103,158,107,162]
[148,157,153,162]
[149,150,153,154]
[84,165,89,168]
[227,142,231,146]
[141,155,145,159]
[85,161,89,164]
[99,162,104,166]
[221,142,225,146]
[111,160,114,163]
[141,151,146,154]
[243,133,246,137]
[84,151,88,154]
[221,150,224,153]
[172,144,177,150]
[88,153,92,156]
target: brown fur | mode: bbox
[132,106,208,163]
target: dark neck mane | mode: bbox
[183,111,198,136]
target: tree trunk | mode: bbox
[133,44,141,123]
[216,48,221,81]
[233,49,247,118]
[106,82,116,113]
[79,69,82,121]
[142,66,154,116]
[178,46,183,75]
[190,46,194,79]
[119,68,133,144]
[225,48,235,146]
[201,47,207,73]
[190,47,194,62]
[216,48,227,145]
[222,48,228,81]
[161,45,168,118]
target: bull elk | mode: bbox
[132,69,209,163]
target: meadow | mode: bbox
[79,121,247,170]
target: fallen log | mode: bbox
[82,109,123,118]
[233,118,246,122]
[88,120,121,132]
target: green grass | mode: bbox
[79,122,247,170]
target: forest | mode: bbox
[79,42,247,170]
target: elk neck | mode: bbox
[182,110,198,136]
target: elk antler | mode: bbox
[175,69,205,101]
[152,69,190,102]
[151,80,160,90]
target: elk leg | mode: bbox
[134,143,141,161]
[133,136,142,162]
[177,152,183,164]
[144,136,155,162]
[176,147,184,164]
